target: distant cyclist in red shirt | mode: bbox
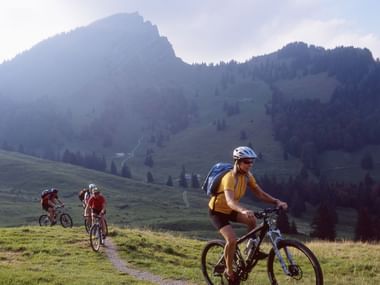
[85,186,107,238]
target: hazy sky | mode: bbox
[1,0,380,64]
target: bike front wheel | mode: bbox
[267,239,323,285]
[39,215,50,226]
[60,213,73,228]
[90,224,102,252]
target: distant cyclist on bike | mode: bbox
[85,185,107,238]
[208,146,287,284]
[41,188,64,225]
[80,184,96,227]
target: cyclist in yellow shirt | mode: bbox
[208,146,288,284]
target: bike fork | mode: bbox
[268,231,295,276]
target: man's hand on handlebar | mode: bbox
[275,200,288,210]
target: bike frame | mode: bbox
[236,209,297,276]
[55,205,65,216]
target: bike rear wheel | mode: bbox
[84,218,92,233]
[39,215,50,226]
[267,239,323,285]
[60,213,73,228]
[201,240,244,285]
[90,224,102,252]
[201,240,226,285]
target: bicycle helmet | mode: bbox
[51,188,58,193]
[89,183,97,190]
[92,187,100,193]
[233,146,257,160]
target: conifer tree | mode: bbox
[179,165,188,188]
[144,155,154,168]
[147,171,154,183]
[290,220,298,234]
[361,153,374,170]
[110,160,118,175]
[191,173,200,188]
[310,203,336,240]
[240,130,247,140]
[277,210,291,234]
[355,207,374,241]
[166,175,173,187]
[121,162,132,178]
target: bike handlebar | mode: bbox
[254,207,282,219]
[54,204,65,209]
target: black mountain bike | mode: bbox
[39,205,73,228]
[201,208,323,285]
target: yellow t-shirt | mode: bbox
[208,170,258,214]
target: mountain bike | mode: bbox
[89,213,108,252]
[39,205,73,227]
[201,208,323,285]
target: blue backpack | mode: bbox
[201,163,233,196]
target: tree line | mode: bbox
[252,172,380,241]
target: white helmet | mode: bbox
[89,183,97,190]
[233,146,257,160]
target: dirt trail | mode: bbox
[104,238,197,285]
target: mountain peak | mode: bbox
[0,12,182,101]
[89,12,160,37]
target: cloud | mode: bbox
[1,0,379,63]
[163,1,380,63]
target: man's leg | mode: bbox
[85,207,91,227]
[101,215,106,237]
[235,212,256,231]
[219,225,237,279]
[236,212,268,260]
[48,207,56,224]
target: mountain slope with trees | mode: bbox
[1,13,380,240]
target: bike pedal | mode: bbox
[214,263,225,274]
[254,251,269,260]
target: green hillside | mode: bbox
[0,226,379,285]
[0,150,360,239]
[0,150,210,237]
[123,77,305,183]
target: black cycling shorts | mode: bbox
[209,209,239,230]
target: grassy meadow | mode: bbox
[0,226,379,285]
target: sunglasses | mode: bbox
[241,159,254,164]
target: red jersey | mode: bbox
[88,194,106,211]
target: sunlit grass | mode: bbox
[0,226,152,285]
[1,226,379,285]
